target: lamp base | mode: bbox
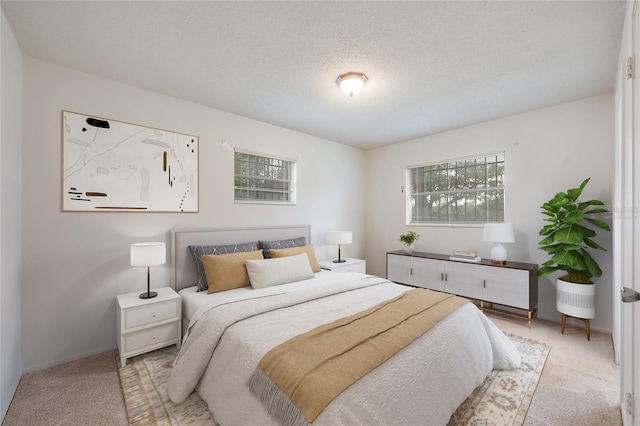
[490,243,507,266]
[332,259,346,263]
[139,291,158,299]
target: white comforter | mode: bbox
[169,272,520,426]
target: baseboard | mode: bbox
[21,344,118,374]
[536,312,612,335]
[485,306,612,335]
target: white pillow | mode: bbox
[246,253,315,289]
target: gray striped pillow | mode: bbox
[259,237,306,258]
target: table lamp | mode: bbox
[325,231,352,263]
[130,242,166,299]
[483,223,515,265]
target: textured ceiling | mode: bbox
[1,1,626,150]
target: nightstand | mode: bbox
[116,286,181,367]
[318,258,366,274]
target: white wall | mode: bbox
[21,57,366,371]
[1,10,23,421]
[365,94,615,332]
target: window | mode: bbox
[234,150,296,204]
[406,152,505,225]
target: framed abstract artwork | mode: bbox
[61,111,199,212]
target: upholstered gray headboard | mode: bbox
[171,225,311,292]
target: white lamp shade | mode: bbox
[483,223,515,243]
[336,72,368,97]
[326,231,352,245]
[130,242,166,267]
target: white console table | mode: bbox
[386,251,538,327]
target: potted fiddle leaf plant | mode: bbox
[399,231,420,254]
[536,177,610,320]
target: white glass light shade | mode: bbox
[325,231,353,245]
[336,72,368,98]
[130,242,166,267]
[483,223,514,264]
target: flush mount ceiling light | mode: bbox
[336,72,368,98]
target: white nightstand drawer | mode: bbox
[318,258,366,274]
[335,262,366,273]
[124,299,179,330]
[123,322,179,353]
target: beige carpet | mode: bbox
[490,315,623,426]
[2,351,128,426]
[118,333,549,425]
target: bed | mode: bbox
[168,225,521,426]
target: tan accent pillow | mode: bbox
[201,250,264,294]
[268,245,321,273]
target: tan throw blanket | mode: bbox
[248,288,468,426]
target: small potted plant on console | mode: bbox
[399,231,420,254]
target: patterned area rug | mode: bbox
[118,347,215,425]
[448,333,551,425]
[118,333,549,425]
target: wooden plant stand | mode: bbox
[561,313,591,341]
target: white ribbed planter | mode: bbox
[556,278,596,319]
